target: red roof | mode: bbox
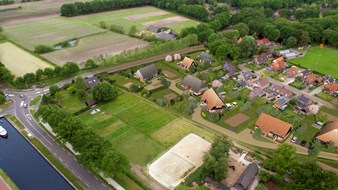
[201,88,224,110]
[256,38,271,46]
[256,113,292,138]
[287,67,298,76]
[324,83,338,92]
[316,121,338,148]
[272,57,286,71]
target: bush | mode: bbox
[110,24,125,34]
[85,59,97,69]
[34,45,54,54]
[207,112,220,122]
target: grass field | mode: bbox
[74,6,199,33]
[2,16,105,50]
[291,46,338,78]
[0,42,52,77]
[0,0,91,20]
[43,32,148,65]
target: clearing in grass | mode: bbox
[291,46,338,79]
[0,42,52,77]
[148,134,211,189]
[42,32,148,65]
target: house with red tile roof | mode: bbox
[201,88,225,113]
[285,66,298,78]
[324,83,338,96]
[255,113,292,142]
[271,57,286,71]
[302,73,323,87]
[316,121,338,148]
[179,57,197,70]
[256,38,272,47]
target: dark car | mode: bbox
[300,140,307,146]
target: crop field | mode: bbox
[0,42,52,77]
[291,46,338,79]
[0,0,91,21]
[2,15,105,51]
[74,6,199,33]
[43,32,148,65]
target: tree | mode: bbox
[34,45,54,54]
[60,3,78,16]
[67,86,76,95]
[160,78,171,87]
[286,36,298,48]
[63,62,80,74]
[93,81,118,102]
[76,89,87,101]
[74,77,89,90]
[240,36,256,58]
[210,20,222,31]
[234,23,249,37]
[101,149,130,177]
[207,112,220,122]
[128,25,137,36]
[85,59,97,69]
[263,25,280,41]
[35,69,45,80]
[0,91,6,105]
[299,31,310,47]
[308,139,321,157]
[99,21,107,29]
[44,67,54,78]
[49,85,59,96]
[264,144,296,177]
[0,66,14,83]
[129,84,139,92]
[23,73,36,83]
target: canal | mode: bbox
[0,117,74,190]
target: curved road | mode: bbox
[0,45,205,190]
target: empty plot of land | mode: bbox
[2,15,105,50]
[0,42,52,77]
[126,11,168,20]
[42,32,148,65]
[148,133,211,189]
[0,0,91,21]
[142,16,189,27]
[225,113,250,127]
[162,70,176,78]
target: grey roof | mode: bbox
[182,75,208,93]
[138,64,158,80]
[205,177,231,190]
[241,71,252,81]
[224,62,237,77]
[85,76,99,88]
[197,52,214,63]
[155,32,176,41]
[148,25,159,33]
[276,97,291,106]
[297,95,311,105]
[256,53,269,64]
[234,163,259,190]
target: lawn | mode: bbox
[0,42,52,77]
[73,6,199,33]
[2,16,105,50]
[109,74,144,89]
[316,92,338,106]
[57,91,87,113]
[0,0,91,20]
[156,61,186,80]
[291,46,338,78]
[43,31,148,65]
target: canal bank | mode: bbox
[0,117,74,190]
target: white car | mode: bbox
[291,136,297,143]
[0,126,8,138]
[232,102,237,106]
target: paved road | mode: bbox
[0,45,205,190]
[0,176,11,190]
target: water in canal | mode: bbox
[0,118,74,190]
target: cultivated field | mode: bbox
[225,113,250,127]
[0,42,52,77]
[74,6,199,33]
[291,46,338,78]
[0,0,91,21]
[43,32,148,65]
[2,15,105,50]
[148,134,211,189]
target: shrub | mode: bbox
[207,112,220,122]
[34,45,54,54]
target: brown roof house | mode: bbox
[324,83,338,96]
[250,77,270,89]
[134,64,158,82]
[201,88,225,113]
[271,57,286,71]
[302,73,323,87]
[256,38,272,48]
[316,121,338,148]
[181,75,208,96]
[254,53,269,65]
[255,113,292,142]
[270,84,293,98]
[179,57,197,70]
[285,66,298,78]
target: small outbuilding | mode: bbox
[234,163,259,190]
[165,55,173,62]
[173,53,181,61]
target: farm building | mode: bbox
[201,88,225,113]
[255,113,292,142]
[165,55,173,62]
[181,75,208,95]
[148,25,160,33]
[179,57,197,70]
[233,163,259,190]
[134,64,158,82]
[173,53,181,61]
[156,32,176,41]
[316,121,338,148]
[85,99,97,107]
[196,52,214,63]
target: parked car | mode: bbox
[300,140,306,146]
[23,103,28,108]
[291,136,297,143]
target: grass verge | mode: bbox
[0,168,19,190]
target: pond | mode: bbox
[0,118,74,190]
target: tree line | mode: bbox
[37,104,130,177]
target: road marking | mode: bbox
[26,114,32,120]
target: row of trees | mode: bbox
[37,105,130,176]
[262,144,338,189]
[0,0,14,5]
[0,62,14,84]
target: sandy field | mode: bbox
[162,70,176,78]
[225,113,250,127]
[0,42,52,77]
[148,133,211,189]
[142,16,189,27]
